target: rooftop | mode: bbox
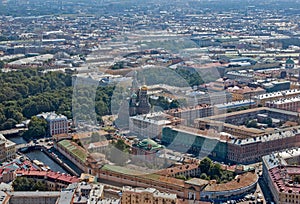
[266,95,300,105]
[134,138,164,151]
[37,112,67,121]
[230,126,300,145]
[263,147,300,170]
[97,198,120,204]
[269,166,300,195]
[255,89,300,100]
[214,99,256,110]
[122,186,177,200]
[195,107,265,122]
[185,178,209,186]
[87,184,104,204]
[123,186,156,194]
[228,86,265,94]
[56,190,75,204]
[101,164,147,176]
[15,169,79,183]
[263,147,300,195]
[170,125,234,142]
[195,107,300,139]
[8,191,60,197]
[101,164,185,187]
[157,163,199,176]
[166,104,212,114]
[58,140,87,163]
[130,112,176,125]
[203,171,258,192]
[154,191,177,200]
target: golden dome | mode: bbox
[141,85,148,91]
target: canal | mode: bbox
[48,147,83,175]
[26,150,67,173]
[6,134,83,176]
[7,134,27,145]
[25,148,83,176]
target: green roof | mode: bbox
[101,165,160,180]
[102,164,145,175]
[131,93,138,99]
[136,138,164,151]
[58,140,87,163]
[286,58,295,64]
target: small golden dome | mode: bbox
[141,85,148,91]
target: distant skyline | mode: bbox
[1,0,300,17]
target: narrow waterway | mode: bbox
[25,150,68,173]
[49,147,83,175]
[7,134,83,176]
[7,135,27,145]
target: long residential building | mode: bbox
[254,89,300,105]
[227,128,300,163]
[228,86,266,101]
[121,186,178,204]
[161,125,300,164]
[195,107,300,138]
[262,147,300,204]
[166,104,213,126]
[266,96,300,112]
[213,100,256,115]
[92,164,257,202]
[8,191,61,204]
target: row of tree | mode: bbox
[12,177,47,191]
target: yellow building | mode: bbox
[0,140,6,162]
[121,186,178,204]
[0,134,16,162]
[229,86,266,101]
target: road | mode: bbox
[258,176,274,204]
[16,138,53,151]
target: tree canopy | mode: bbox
[22,116,47,140]
[0,69,115,131]
[12,177,47,191]
[199,157,235,184]
[0,69,72,130]
[199,157,212,174]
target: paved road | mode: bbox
[0,128,27,136]
[16,138,53,150]
[259,176,274,204]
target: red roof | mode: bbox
[269,166,300,194]
[16,169,79,183]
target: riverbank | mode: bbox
[43,147,80,176]
[23,146,81,177]
[4,132,83,177]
